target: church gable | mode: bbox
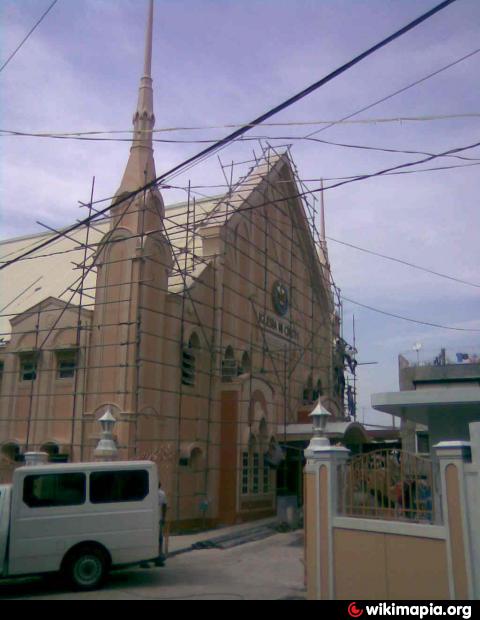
[220,151,332,312]
[9,296,91,350]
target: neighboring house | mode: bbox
[372,348,480,453]
[0,2,350,526]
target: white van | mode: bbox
[0,460,159,590]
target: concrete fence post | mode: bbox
[304,441,349,600]
[434,441,474,599]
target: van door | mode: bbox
[9,471,87,575]
[0,485,12,577]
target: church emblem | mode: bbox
[272,281,289,317]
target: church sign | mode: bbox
[258,312,299,342]
[258,281,299,341]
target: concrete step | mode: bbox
[191,525,276,550]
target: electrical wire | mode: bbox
[0,0,461,270]
[2,112,479,140]
[326,236,480,289]
[341,295,480,332]
[3,135,479,271]
[0,0,59,74]
[304,45,479,140]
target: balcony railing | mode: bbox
[400,348,480,368]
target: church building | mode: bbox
[0,0,352,527]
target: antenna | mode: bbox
[413,342,422,365]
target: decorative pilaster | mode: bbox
[434,441,474,599]
[304,441,349,600]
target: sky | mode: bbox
[1,0,479,427]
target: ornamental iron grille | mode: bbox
[338,449,438,524]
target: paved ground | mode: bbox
[0,527,305,600]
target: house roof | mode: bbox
[0,195,217,342]
[0,225,105,343]
[371,386,480,424]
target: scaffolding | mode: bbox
[0,143,351,524]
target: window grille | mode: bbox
[56,350,77,379]
[241,451,249,494]
[181,347,196,386]
[252,453,259,494]
[263,462,270,493]
[221,358,237,382]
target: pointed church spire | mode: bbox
[143,0,154,78]
[115,0,157,196]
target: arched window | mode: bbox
[0,442,21,483]
[239,351,251,375]
[241,434,259,495]
[303,375,314,405]
[40,442,60,460]
[303,376,323,405]
[259,419,270,493]
[221,346,237,382]
[241,424,274,496]
[1,442,20,462]
[181,332,200,387]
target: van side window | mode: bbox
[90,470,148,504]
[23,473,86,508]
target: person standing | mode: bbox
[155,482,168,566]
[141,481,168,569]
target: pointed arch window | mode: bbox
[239,351,251,375]
[303,376,322,405]
[221,346,237,382]
[242,434,258,495]
[259,419,269,494]
[242,423,273,496]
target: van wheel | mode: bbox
[64,545,109,591]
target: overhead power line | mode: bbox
[0,0,59,75]
[0,0,460,271]
[2,128,480,169]
[341,296,480,332]
[304,42,479,140]
[2,136,479,270]
[2,112,479,139]
[327,237,480,289]
[165,160,480,191]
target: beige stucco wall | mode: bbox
[333,529,450,600]
[0,156,339,524]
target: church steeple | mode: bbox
[115,0,157,196]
